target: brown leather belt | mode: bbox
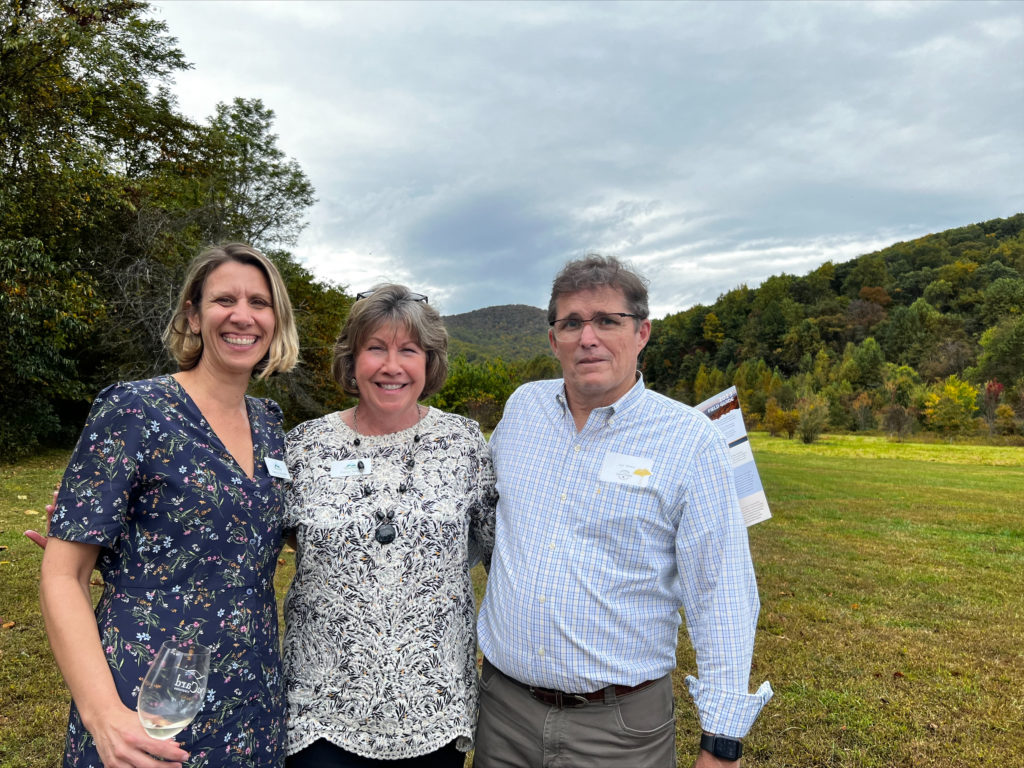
[489,659,657,708]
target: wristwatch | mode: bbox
[700,732,743,761]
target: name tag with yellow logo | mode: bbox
[598,452,654,488]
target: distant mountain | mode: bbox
[443,304,553,362]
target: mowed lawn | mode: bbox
[2,435,1022,767]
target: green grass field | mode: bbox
[2,435,1022,767]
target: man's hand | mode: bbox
[694,749,741,768]
[24,488,57,549]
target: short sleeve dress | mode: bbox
[49,375,288,767]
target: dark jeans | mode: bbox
[285,739,465,768]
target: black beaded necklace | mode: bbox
[352,405,423,545]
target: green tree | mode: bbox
[0,0,189,245]
[981,277,1024,326]
[973,317,1024,386]
[430,356,519,430]
[841,254,890,298]
[733,358,773,418]
[516,353,560,382]
[702,311,725,346]
[251,256,353,428]
[81,98,318,389]
[841,337,886,390]
[879,298,942,369]
[197,98,317,247]
[741,275,803,373]
[0,239,102,457]
[0,0,190,455]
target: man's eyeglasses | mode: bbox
[549,312,642,341]
[355,289,428,303]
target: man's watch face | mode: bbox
[702,733,743,760]
[716,738,742,760]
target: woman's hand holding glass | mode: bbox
[137,640,211,739]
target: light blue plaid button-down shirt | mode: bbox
[478,376,772,737]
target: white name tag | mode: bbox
[331,458,373,477]
[598,452,654,488]
[264,457,291,480]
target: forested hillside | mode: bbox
[443,304,551,362]
[641,214,1024,439]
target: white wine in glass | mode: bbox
[137,640,211,740]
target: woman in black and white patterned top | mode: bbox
[282,285,496,768]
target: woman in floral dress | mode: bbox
[40,244,299,768]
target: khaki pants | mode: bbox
[474,659,676,768]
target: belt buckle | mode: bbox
[529,687,589,708]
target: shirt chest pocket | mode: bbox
[576,480,673,563]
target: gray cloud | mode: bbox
[153,0,1024,317]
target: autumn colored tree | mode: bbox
[924,375,979,438]
[693,364,727,404]
[982,380,1004,434]
[797,394,829,444]
[764,398,798,438]
[993,404,1018,435]
[850,392,876,431]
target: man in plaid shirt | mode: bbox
[475,255,772,767]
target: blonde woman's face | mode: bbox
[188,261,275,378]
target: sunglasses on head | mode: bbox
[355,289,428,303]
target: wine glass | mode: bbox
[137,639,211,740]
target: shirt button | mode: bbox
[560,493,567,501]
[538,648,545,657]
[574,445,581,453]
[539,596,546,604]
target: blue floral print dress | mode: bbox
[49,375,287,767]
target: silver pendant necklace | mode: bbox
[352,405,424,544]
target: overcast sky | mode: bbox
[151,0,1023,318]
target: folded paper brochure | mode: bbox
[696,386,772,527]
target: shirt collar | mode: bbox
[553,372,647,421]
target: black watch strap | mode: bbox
[700,732,743,761]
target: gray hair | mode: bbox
[332,284,449,398]
[163,243,299,379]
[547,254,650,324]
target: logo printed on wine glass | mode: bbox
[173,669,206,695]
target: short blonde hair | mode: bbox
[332,284,448,398]
[163,243,299,379]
